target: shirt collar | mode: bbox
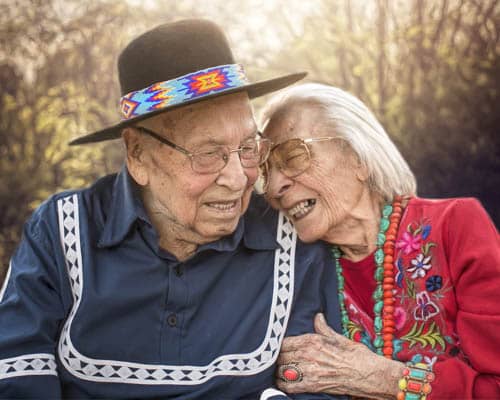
[98,167,278,251]
[242,193,280,251]
[98,165,150,248]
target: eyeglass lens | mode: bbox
[260,139,311,191]
[192,139,270,174]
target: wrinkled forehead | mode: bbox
[263,102,326,142]
[146,92,257,145]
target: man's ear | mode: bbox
[122,128,149,186]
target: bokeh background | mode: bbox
[1,0,499,282]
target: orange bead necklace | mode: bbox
[333,196,404,359]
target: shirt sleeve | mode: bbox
[430,198,500,399]
[0,203,69,399]
[267,242,344,400]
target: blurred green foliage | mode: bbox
[271,0,499,221]
[0,0,499,280]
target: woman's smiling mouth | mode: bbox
[287,199,317,219]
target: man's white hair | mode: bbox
[260,83,417,200]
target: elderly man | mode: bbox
[0,20,341,399]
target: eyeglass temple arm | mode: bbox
[303,137,340,143]
[137,126,192,157]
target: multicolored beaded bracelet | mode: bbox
[397,362,435,400]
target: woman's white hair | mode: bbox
[260,83,417,200]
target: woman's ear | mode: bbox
[353,155,369,182]
[356,164,369,182]
[122,128,149,186]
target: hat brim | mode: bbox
[69,72,306,145]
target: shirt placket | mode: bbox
[160,259,188,362]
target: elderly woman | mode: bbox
[260,83,500,399]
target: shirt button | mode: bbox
[167,313,177,327]
[175,265,183,277]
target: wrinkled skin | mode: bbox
[276,314,405,399]
[263,105,372,245]
[263,104,385,262]
[123,92,258,260]
[263,103,406,399]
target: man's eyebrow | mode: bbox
[190,130,260,147]
[192,137,223,147]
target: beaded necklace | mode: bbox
[333,196,404,359]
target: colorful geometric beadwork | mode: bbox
[397,362,434,400]
[119,64,248,119]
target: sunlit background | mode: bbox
[1,0,499,280]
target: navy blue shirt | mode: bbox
[0,167,341,399]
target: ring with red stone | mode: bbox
[278,363,303,383]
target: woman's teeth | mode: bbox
[288,199,316,219]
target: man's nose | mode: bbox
[215,151,248,191]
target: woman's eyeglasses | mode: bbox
[260,137,342,192]
[137,126,271,175]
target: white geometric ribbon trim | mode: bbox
[0,260,11,303]
[0,353,57,379]
[260,388,289,399]
[57,194,297,385]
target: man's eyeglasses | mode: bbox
[136,126,271,175]
[261,137,342,192]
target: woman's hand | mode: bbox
[276,313,405,399]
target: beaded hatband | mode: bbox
[332,196,404,358]
[119,64,248,120]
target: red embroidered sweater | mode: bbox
[341,197,500,399]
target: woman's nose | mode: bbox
[266,167,294,198]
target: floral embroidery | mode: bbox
[346,321,376,352]
[393,339,403,358]
[411,354,423,363]
[412,354,437,370]
[425,275,442,292]
[396,231,422,255]
[394,307,407,330]
[421,224,431,240]
[424,355,437,368]
[395,258,404,288]
[342,210,454,363]
[408,253,432,278]
[346,320,362,341]
[401,321,446,350]
[413,291,440,321]
[392,216,452,359]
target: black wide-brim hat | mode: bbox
[70,19,306,145]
